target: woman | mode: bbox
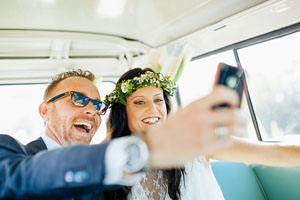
[104,67,300,200]
[104,68,224,199]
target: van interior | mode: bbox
[1,1,300,199]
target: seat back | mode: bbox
[252,165,300,200]
[211,161,267,200]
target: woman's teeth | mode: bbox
[142,117,159,123]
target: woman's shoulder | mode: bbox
[185,156,210,170]
[181,157,225,200]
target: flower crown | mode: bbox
[104,71,176,107]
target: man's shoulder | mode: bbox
[0,134,27,154]
[0,134,20,145]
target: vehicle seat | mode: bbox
[211,161,267,200]
[251,164,300,200]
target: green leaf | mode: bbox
[173,58,185,84]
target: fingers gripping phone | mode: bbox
[213,62,245,108]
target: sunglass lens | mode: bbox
[92,100,104,114]
[71,92,88,107]
[71,92,106,115]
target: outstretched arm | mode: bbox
[209,136,300,167]
[0,134,111,199]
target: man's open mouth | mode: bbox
[73,121,92,133]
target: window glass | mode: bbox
[238,31,300,141]
[178,50,257,140]
[178,51,236,106]
[0,81,115,144]
[0,84,46,144]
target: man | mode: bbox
[0,69,245,199]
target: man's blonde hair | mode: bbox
[43,69,95,101]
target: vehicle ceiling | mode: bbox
[0,0,268,83]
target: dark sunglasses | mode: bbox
[47,91,108,115]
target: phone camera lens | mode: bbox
[225,75,238,89]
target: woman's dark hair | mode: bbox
[104,68,185,200]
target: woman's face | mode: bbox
[126,86,167,134]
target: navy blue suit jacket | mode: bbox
[0,134,119,200]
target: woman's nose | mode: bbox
[147,102,158,112]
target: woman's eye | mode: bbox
[134,101,145,105]
[155,98,164,103]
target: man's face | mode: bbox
[44,77,102,145]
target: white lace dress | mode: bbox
[128,157,224,200]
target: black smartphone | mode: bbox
[213,62,245,108]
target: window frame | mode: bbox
[178,22,300,141]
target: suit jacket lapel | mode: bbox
[26,137,47,155]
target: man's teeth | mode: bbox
[74,121,92,130]
[142,118,159,123]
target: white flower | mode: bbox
[121,82,129,93]
[159,73,163,79]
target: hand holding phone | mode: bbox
[213,62,245,108]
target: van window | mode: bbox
[238,31,300,141]
[179,31,300,141]
[178,51,257,139]
[178,51,236,105]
